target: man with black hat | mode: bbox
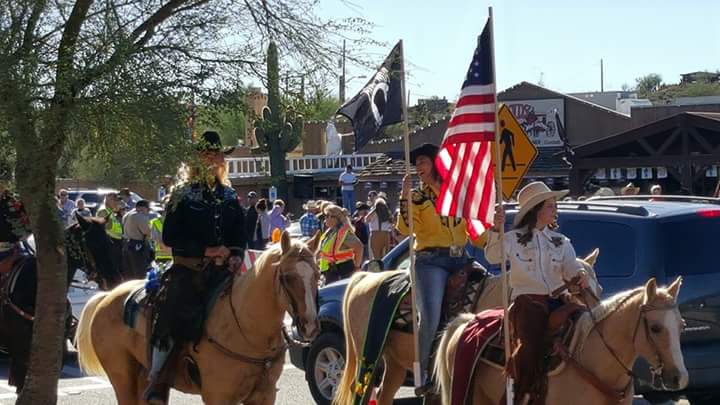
[144,130,246,404]
[397,143,486,396]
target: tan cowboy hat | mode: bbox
[303,200,319,211]
[512,181,569,228]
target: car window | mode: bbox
[68,191,80,201]
[80,193,100,204]
[661,216,720,276]
[560,220,636,277]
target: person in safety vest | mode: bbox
[144,130,245,404]
[317,203,363,285]
[97,192,124,280]
[397,143,487,396]
[149,201,171,263]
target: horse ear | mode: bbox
[584,248,600,267]
[280,230,291,254]
[644,278,658,304]
[667,276,683,300]
[306,230,320,253]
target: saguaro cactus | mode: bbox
[254,41,304,202]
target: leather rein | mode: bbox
[557,289,678,403]
[0,255,34,322]
[207,252,316,369]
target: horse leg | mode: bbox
[376,354,407,405]
[104,351,143,405]
[6,315,32,392]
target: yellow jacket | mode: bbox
[396,184,487,251]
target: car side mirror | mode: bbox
[362,259,383,273]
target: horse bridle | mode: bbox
[215,252,318,366]
[583,291,681,400]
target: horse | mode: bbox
[434,277,688,405]
[75,231,321,405]
[333,250,603,405]
[0,214,118,392]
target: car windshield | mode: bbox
[80,193,101,204]
[662,214,720,276]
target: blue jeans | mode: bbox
[414,252,469,381]
[342,190,355,210]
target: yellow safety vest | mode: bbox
[101,208,123,240]
[318,225,354,272]
[150,217,172,260]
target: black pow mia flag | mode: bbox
[337,41,404,151]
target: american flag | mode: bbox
[435,19,496,238]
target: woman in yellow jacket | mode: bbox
[397,143,486,395]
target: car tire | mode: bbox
[306,331,345,405]
[688,394,720,405]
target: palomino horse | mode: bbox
[0,214,117,392]
[333,250,603,405]
[435,277,688,405]
[75,231,321,405]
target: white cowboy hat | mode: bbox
[512,181,569,228]
[303,200,319,211]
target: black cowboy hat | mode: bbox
[196,130,235,155]
[409,143,439,165]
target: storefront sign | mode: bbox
[504,99,565,147]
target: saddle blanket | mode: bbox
[352,271,411,405]
[451,309,504,405]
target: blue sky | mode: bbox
[320,0,720,104]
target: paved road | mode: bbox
[0,354,691,405]
[0,354,420,405]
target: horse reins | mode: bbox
[567,290,678,402]
[211,252,316,368]
[0,256,34,322]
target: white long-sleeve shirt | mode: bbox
[485,227,583,300]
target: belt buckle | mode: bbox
[449,245,463,258]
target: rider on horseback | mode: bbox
[397,143,486,396]
[487,182,590,405]
[0,168,32,275]
[144,131,246,404]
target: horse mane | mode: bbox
[590,287,644,323]
[251,239,308,275]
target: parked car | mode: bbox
[67,188,151,215]
[289,196,720,405]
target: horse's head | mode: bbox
[66,214,117,290]
[636,276,688,391]
[275,230,321,341]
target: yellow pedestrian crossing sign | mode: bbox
[492,104,538,200]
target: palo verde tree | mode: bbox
[254,41,304,202]
[0,1,374,403]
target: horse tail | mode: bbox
[434,313,474,405]
[333,271,370,405]
[75,292,109,376]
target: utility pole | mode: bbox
[339,39,346,102]
[600,58,604,92]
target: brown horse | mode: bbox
[75,231,320,404]
[333,250,603,405]
[435,277,688,405]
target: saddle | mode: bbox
[392,261,489,333]
[478,301,586,374]
[450,304,588,405]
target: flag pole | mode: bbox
[399,40,423,388]
[488,7,514,405]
